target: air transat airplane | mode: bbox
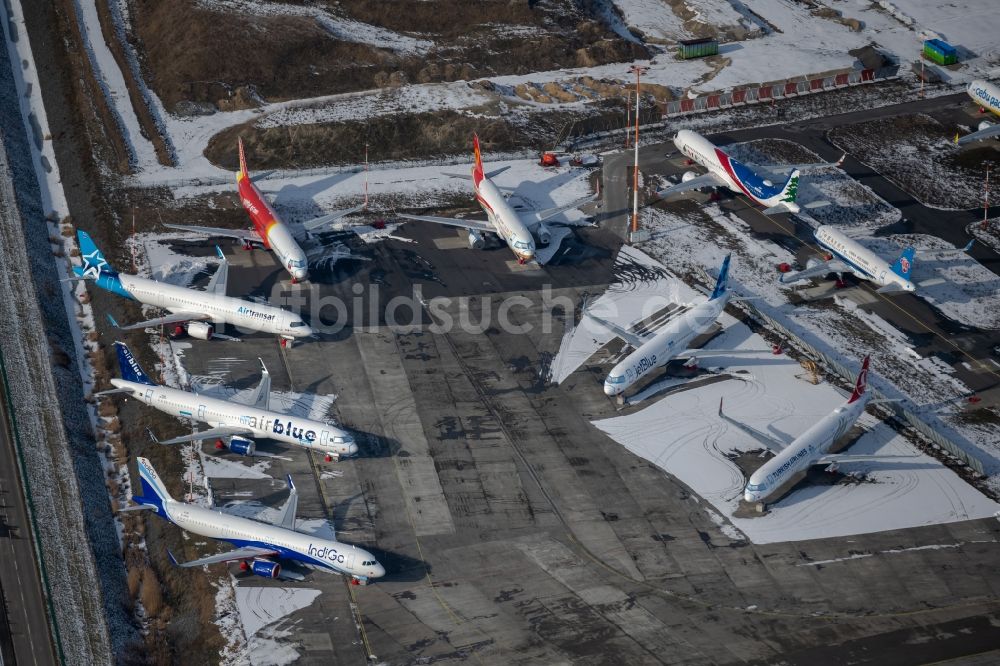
[125,457,384,583]
[74,230,313,345]
[105,342,356,461]
[719,356,915,504]
[657,130,822,215]
[398,134,596,263]
[590,255,767,396]
[780,226,917,293]
[165,138,364,283]
[956,79,1000,145]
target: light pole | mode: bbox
[628,65,649,242]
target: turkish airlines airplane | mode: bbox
[956,79,1000,145]
[658,130,843,215]
[105,342,357,461]
[397,134,596,263]
[781,226,917,293]
[124,457,385,583]
[719,355,915,504]
[74,230,313,345]
[165,138,363,283]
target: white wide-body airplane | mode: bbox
[780,225,917,293]
[720,355,916,504]
[398,134,596,264]
[590,255,767,396]
[125,457,385,583]
[164,138,364,283]
[956,79,1000,145]
[658,129,816,215]
[105,342,357,461]
[74,230,313,346]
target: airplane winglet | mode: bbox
[258,357,268,375]
[962,239,974,252]
[835,153,846,167]
[145,427,160,444]
[107,313,120,329]
[286,474,295,491]
[166,549,179,567]
[215,245,226,261]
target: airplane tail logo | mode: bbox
[780,169,800,203]
[237,137,249,181]
[847,355,870,404]
[890,247,915,280]
[710,253,732,300]
[472,133,485,187]
[114,341,157,387]
[76,230,115,279]
[134,457,174,516]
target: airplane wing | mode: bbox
[526,192,598,227]
[111,311,212,331]
[676,348,775,359]
[753,154,845,171]
[778,258,850,285]
[205,246,229,297]
[957,123,1000,145]
[248,358,271,411]
[396,213,495,234]
[163,223,262,244]
[300,203,367,233]
[815,453,920,465]
[273,475,299,531]
[656,172,727,199]
[717,398,788,455]
[153,425,254,446]
[443,165,509,180]
[582,308,650,348]
[168,546,278,568]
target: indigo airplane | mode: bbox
[590,255,766,397]
[125,457,384,583]
[398,134,596,264]
[719,356,915,505]
[780,226,918,293]
[956,79,1000,145]
[105,342,357,461]
[74,230,312,346]
[165,138,364,283]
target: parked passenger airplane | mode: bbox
[780,225,917,293]
[125,457,384,583]
[105,342,356,461]
[719,355,915,504]
[590,255,767,397]
[165,138,364,283]
[397,134,596,263]
[657,129,831,215]
[74,230,313,345]
[956,79,1000,145]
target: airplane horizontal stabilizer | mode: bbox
[163,223,262,244]
[717,397,788,454]
[396,213,495,233]
[301,203,367,232]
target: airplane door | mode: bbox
[197,405,206,420]
[144,389,153,402]
[320,430,330,446]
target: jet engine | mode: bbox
[535,223,552,247]
[227,437,256,456]
[978,120,994,132]
[250,560,281,578]
[467,229,486,250]
[187,321,215,340]
[681,171,698,183]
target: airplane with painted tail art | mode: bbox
[956,79,1000,145]
[124,457,385,583]
[103,342,357,461]
[164,138,364,283]
[658,130,842,215]
[397,134,597,264]
[780,225,918,294]
[719,355,917,505]
[590,255,772,397]
[73,230,313,345]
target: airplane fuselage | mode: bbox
[111,378,357,457]
[238,171,310,282]
[744,394,870,503]
[814,226,915,292]
[475,175,536,262]
[604,295,728,396]
[968,79,1000,117]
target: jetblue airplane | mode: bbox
[781,226,917,293]
[956,79,1000,145]
[591,255,766,397]
[74,230,313,346]
[719,356,915,505]
[105,342,357,461]
[126,457,385,583]
[657,130,810,215]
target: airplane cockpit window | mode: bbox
[290,321,306,327]
[289,259,306,268]
[513,240,531,249]
[606,375,626,385]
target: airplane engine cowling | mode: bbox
[978,120,993,132]
[467,229,486,250]
[536,224,552,247]
[187,321,215,340]
[681,171,698,183]
[250,560,281,578]
[228,437,256,456]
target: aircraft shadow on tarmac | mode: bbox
[269,170,356,217]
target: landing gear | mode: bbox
[242,241,254,251]
[280,337,291,349]
[291,277,299,285]
[239,561,249,571]
[518,257,526,265]
[324,454,333,463]
[834,278,847,289]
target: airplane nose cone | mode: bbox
[298,325,315,338]
[372,563,386,578]
[293,268,308,281]
[604,382,621,396]
[346,441,359,456]
[744,492,757,503]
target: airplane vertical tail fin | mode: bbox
[710,254,732,300]
[779,169,800,204]
[134,457,174,516]
[114,341,157,386]
[472,133,485,187]
[847,355,870,404]
[75,230,116,278]
[889,247,915,280]
[237,137,249,180]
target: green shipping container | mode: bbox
[678,38,719,60]
[923,39,957,65]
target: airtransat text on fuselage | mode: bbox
[237,306,277,321]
